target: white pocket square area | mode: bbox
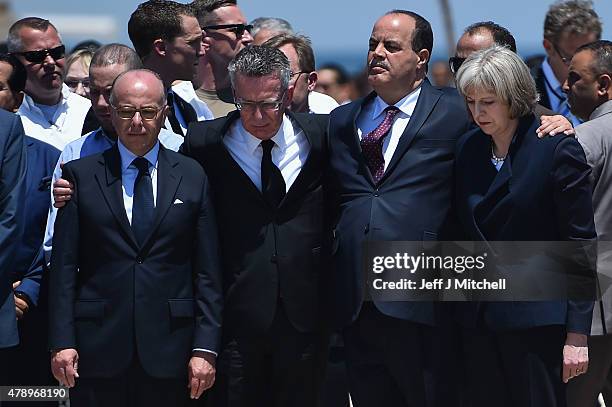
[173,198,184,205]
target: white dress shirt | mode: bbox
[223,115,310,192]
[308,91,339,114]
[17,84,91,151]
[356,86,422,171]
[169,81,214,135]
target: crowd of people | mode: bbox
[0,0,611,406]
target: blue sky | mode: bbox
[11,0,612,72]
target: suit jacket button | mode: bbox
[136,257,143,264]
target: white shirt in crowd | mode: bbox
[308,91,339,114]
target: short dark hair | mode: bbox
[128,0,196,59]
[318,63,349,85]
[544,0,602,43]
[262,33,315,73]
[0,53,27,92]
[191,0,237,25]
[385,10,433,56]
[576,40,612,77]
[7,17,59,52]
[464,21,517,53]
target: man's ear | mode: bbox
[12,91,24,113]
[598,74,611,96]
[416,49,430,71]
[307,71,317,92]
[285,85,295,106]
[543,38,554,57]
[152,38,166,57]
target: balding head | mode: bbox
[110,69,168,156]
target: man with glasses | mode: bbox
[533,0,601,126]
[7,17,91,151]
[262,33,339,114]
[192,0,253,118]
[181,45,328,406]
[49,69,222,406]
[128,0,213,137]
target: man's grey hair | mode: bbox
[250,17,293,38]
[455,46,538,119]
[90,43,143,72]
[7,17,60,52]
[109,68,167,106]
[544,0,602,43]
[576,40,612,77]
[228,45,291,93]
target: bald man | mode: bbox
[48,69,222,407]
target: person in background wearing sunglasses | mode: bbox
[451,20,575,138]
[49,68,223,406]
[7,17,91,151]
[64,48,94,99]
[192,0,254,118]
[533,0,601,127]
[181,45,329,406]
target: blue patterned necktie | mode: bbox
[132,157,154,245]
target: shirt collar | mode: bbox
[371,85,422,121]
[238,114,291,155]
[117,138,160,173]
[542,58,563,93]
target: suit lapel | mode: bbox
[140,146,182,250]
[381,80,441,183]
[174,93,198,124]
[95,146,138,249]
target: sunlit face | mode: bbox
[563,50,602,121]
[233,72,293,140]
[14,26,65,103]
[111,73,168,156]
[455,31,494,59]
[165,14,203,82]
[367,13,422,95]
[65,58,90,98]
[279,43,314,113]
[203,6,253,68]
[465,88,515,138]
[90,64,128,132]
[0,62,23,112]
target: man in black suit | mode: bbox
[49,69,222,406]
[181,45,327,406]
[326,10,471,406]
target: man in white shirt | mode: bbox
[532,0,601,127]
[8,17,91,151]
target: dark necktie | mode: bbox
[260,139,286,208]
[166,91,184,136]
[132,157,154,246]
[361,106,400,183]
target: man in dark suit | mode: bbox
[49,69,222,406]
[181,45,327,406]
[326,10,471,406]
[0,53,60,387]
[0,80,26,380]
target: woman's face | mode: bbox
[465,88,513,138]
[65,59,90,98]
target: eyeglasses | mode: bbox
[65,78,90,91]
[12,45,65,64]
[203,23,253,37]
[111,105,161,121]
[235,91,285,113]
[552,43,572,66]
[290,71,308,80]
[448,56,466,74]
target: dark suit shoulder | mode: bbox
[164,147,206,178]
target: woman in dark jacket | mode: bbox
[454,45,596,407]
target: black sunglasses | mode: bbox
[12,45,65,64]
[448,56,466,74]
[203,23,253,37]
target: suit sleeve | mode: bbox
[552,136,597,335]
[0,114,26,347]
[48,163,80,350]
[192,170,223,353]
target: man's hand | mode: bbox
[53,166,73,209]
[12,281,29,319]
[563,332,588,383]
[187,351,216,399]
[51,348,79,387]
[537,115,574,138]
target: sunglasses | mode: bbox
[65,78,90,90]
[448,56,466,74]
[203,23,253,37]
[13,45,65,64]
[111,105,161,121]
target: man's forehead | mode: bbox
[208,5,246,24]
[19,26,61,47]
[179,14,202,36]
[456,31,494,57]
[371,14,414,40]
